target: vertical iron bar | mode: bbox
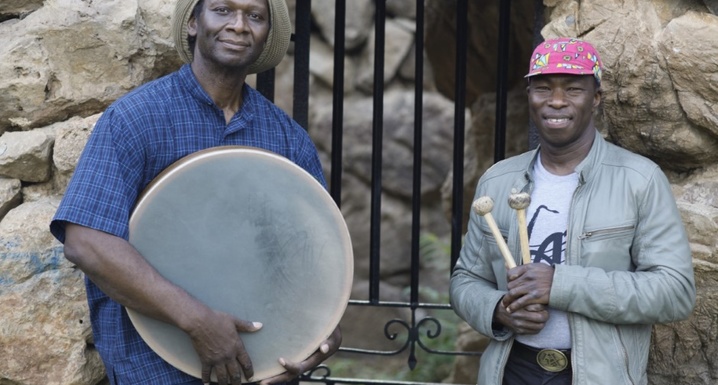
[407,0,425,365]
[529,0,545,150]
[293,0,312,129]
[407,308,418,369]
[409,0,425,306]
[369,0,387,303]
[494,0,511,163]
[256,68,275,101]
[450,0,468,269]
[330,0,347,205]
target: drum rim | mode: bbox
[133,145,305,209]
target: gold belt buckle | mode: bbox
[536,349,569,372]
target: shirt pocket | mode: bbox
[577,223,636,271]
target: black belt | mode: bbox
[511,341,571,373]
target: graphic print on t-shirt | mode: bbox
[527,204,566,266]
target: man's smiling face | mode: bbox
[527,74,601,150]
[188,0,270,70]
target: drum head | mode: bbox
[127,146,353,382]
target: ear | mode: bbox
[593,86,602,109]
[187,14,198,38]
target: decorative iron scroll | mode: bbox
[297,302,482,385]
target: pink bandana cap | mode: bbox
[525,38,603,85]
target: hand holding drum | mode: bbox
[472,196,517,269]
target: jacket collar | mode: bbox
[573,130,606,185]
[522,130,606,187]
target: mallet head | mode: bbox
[508,192,531,211]
[472,196,494,216]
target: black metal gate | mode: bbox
[257,1,543,383]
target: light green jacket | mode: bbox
[450,132,696,385]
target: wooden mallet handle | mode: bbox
[472,196,516,269]
[508,192,532,265]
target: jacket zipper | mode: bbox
[577,225,635,240]
[566,179,582,385]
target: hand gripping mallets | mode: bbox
[508,192,532,265]
[472,196,517,269]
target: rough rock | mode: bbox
[0,129,55,183]
[674,165,718,265]
[308,34,358,93]
[311,0,374,51]
[542,0,718,171]
[642,165,718,384]
[0,197,67,284]
[0,0,181,134]
[0,269,104,385]
[52,114,101,194]
[355,18,415,94]
[0,196,102,384]
[0,177,22,221]
[387,0,417,20]
[0,0,43,21]
[658,12,718,138]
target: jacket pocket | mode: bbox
[577,224,635,271]
[479,227,510,289]
[578,224,635,241]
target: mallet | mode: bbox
[508,192,532,265]
[472,196,516,269]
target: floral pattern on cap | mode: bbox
[526,38,603,84]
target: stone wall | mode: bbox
[0,0,716,384]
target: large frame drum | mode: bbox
[127,146,353,382]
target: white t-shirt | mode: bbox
[515,154,578,350]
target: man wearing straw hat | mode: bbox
[450,38,695,384]
[50,0,340,384]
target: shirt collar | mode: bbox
[177,64,257,131]
[178,64,214,106]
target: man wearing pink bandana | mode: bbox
[451,37,695,384]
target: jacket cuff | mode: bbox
[549,264,570,311]
[488,294,513,341]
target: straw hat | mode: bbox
[171,0,291,74]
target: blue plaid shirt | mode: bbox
[50,64,326,384]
